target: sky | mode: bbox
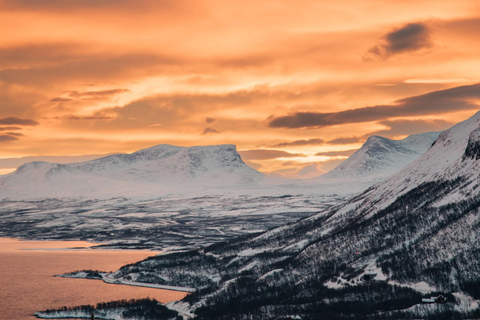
[1,0,480,178]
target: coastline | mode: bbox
[59,271,197,293]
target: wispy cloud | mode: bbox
[0,134,21,142]
[0,116,39,126]
[267,83,480,129]
[239,149,306,161]
[270,138,324,148]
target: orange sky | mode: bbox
[1,0,479,178]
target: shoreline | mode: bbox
[59,271,197,293]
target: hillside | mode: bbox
[320,131,440,180]
[110,111,480,319]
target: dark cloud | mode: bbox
[327,137,363,145]
[89,88,274,131]
[366,22,432,59]
[0,52,182,87]
[0,134,20,142]
[315,149,358,157]
[0,116,39,126]
[270,138,324,148]
[202,127,220,135]
[0,43,84,68]
[50,97,73,102]
[62,115,113,120]
[239,149,306,161]
[267,83,480,129]
[48,90,128,103]
[370,119,453,137]
[0,0,163,12]
[0,127,21,131]
[3,132,24,137]
[68,89,130,98]
[205,117,216,124]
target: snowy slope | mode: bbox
[115,111,480,319]
[320,131,440,180]
[0,144,265,199]
[335,111,480,217]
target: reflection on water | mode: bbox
[0,238,188,320]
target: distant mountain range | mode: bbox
[0,131,441,200]
[0,144,264,199]
[111,111,480,319]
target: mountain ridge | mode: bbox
[0,144,264,199]
[320,131,440,180]
[110,111,480,319]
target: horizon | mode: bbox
[1,1,479,178]
[0,126,450,177]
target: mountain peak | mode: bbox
[321,131,440,181]
[0,143,264,200]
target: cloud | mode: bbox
[370,119,453,137]
[68,89,130,98]
[49,89,129,103]
[327,136,363,144]
[270,138,325,148]
[50,97,73,102]
[0,51,183,87]
[0,126,21,131]
[0,0,129,10]
[62,115,113,120]
[205,117,216,124]
[0,134,20,142]
[315,149,358,157]
[3,132,24,137]
[366,22,432,59]
[202,127,220,135]
[267,83,480,129]
[239,149,306,161]
[0,116,39,126]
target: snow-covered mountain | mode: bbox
[114,111,480,319]
[320,131,440,180]
[0,144,265,199]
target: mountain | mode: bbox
[0,144,265,199]
[320,131,440,181]
[110,111,480,319]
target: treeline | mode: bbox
[63,269,105,279]
[194,278,423,319]
[41,298,179,320]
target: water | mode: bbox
[0,238,188,320]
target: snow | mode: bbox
[0,132,438,202]
[257,269,283,281]
[62,271,196,293]
[452,292,479,312]
[389,280,436,293]
[320,131,439,181]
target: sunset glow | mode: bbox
[1,0,480,177]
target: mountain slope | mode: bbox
[113,111,480,319]
[0,144,265,199]
[320,131,440,180]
